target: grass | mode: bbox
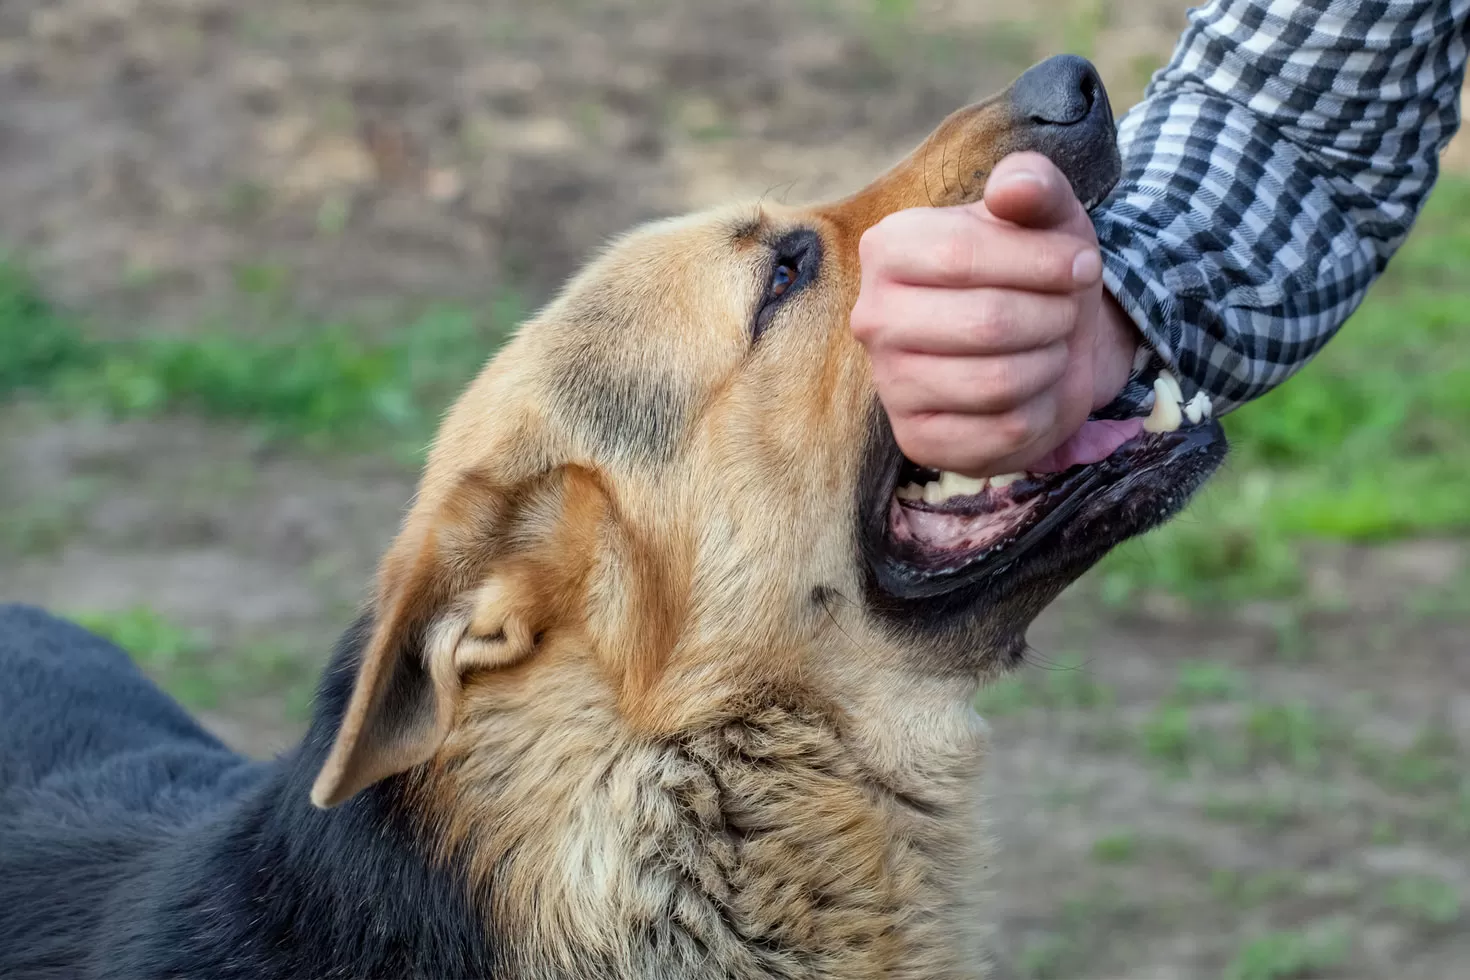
[0,261,96,398]
[72,607,224,709]
[1172,661,1250,703]
[1203,791,1310,831]
[1352,721,1462,792]
[1135,689,1467,844]
[1097,177,1470,603]
[1223,922,1351,980]
[1381,875,1461,927]
[71,606,318,718]
[1243,702,1330,772]
[1137,702,1239,774]
[1089,829,1138,863]
[975,652,1114,715]
[0,258,522,460]
[0,477,101,556]
[1209,869,1303,909]
[1013,933,1082,980]
[1010,889,1147,980]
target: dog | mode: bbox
[0,55,1224,979]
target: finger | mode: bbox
[874,344,1070,417]
[851,286,1080,356]
[859,207,1100,292]
[982,152,1087,232]
[893,401,1060,477]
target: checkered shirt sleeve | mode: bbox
[1094,0,1470,416]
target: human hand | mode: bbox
[850,151,1141,478]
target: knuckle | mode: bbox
[963,291,1009,342]
[903,420,964,469]
[857,224,889,269]
[969,357,1014,400]
[893,422,938,464]
[848,293,881,342]
[860,211,918,268]
[935,226,979,283]
[992,407,1040,450]
[1029,295,1080,346]
[1030,240,1075,288]
[978,355,1044,404]
[1036,340,1072,381]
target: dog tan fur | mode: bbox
[305,70,1130,979]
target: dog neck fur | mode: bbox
[415,646,992,979]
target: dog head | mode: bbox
[312,56,1224,808]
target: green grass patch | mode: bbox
[974,675,1035,716]
[1013,932,1083,980]
[1172,661,1250,703]
[0,258,522,458]
[0,476,101,556]
[70,606,318,716]
[1380,875,1461,927]
[1137,702,1248,774]
[72,607,225,709]
[0,260,97,397]
[1202,791,1309,832]
[1353,722,1463,793]
[1209,868,1303,909]
[1223,922,1351,980]
[1010,889,1146,980]
[1138,703,1201,772]
[1430,783,1470,840]
[1089,829,1138,863]
[1243,701,1330,772]
[1137,691,1466,812]
[1097,177,1470,603]
[975,652,1114,716]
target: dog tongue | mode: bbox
[1026,418,1144,473]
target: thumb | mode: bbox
[980,151,1087,232]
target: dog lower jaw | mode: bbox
[424,673,991,979]
[865,420,1227,613]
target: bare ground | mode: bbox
[2,1,1467,977]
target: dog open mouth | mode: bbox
[863,372,1228,602]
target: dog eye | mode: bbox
[769,262,797,299]
[753,230,820,340]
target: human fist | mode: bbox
[851,151,1140,478]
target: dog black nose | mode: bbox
[1003,55,1120,210]
[1011,54,1104,127]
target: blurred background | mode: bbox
[1,1,1467,977]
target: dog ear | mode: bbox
[310,466,608,808]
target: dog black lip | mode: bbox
[860,422,1227,602]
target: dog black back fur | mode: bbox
[0,604,498,980]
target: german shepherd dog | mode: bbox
[0,56,1223,979]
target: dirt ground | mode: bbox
[2,1,1468,977]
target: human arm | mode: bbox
[1097,0,1470,413]
[853,0,1470,476]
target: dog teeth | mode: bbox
[1143,375,1183,433]
[1183,390,1212,424]
[899,471,991,505]
[936,472,987,500]
[1157,369,1184,407]
[898,470,1034,505]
